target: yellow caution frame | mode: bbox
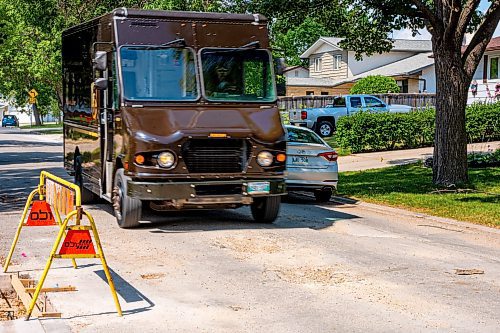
[3,171,122,319]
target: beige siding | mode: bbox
[286,82,355,96]
[309,51,348,79]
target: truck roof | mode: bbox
[63,8,267,36]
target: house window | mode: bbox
[334,55,342,70]
[490,57,499,80]
[294,70,299,77]
[306,91,314,95]
[313,57,322,72]
[321,91,329,95]
[397,79,409,93]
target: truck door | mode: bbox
[348,96,363,114]
[94,50,114,200]
[363,96,386,112]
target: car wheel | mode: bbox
[316,120,334,137]
[251,196,281,223]
[113,169,142,229]
[314,190,332,203]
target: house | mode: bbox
[286,37,435,96]
[468,36,500,103]
[282,65,309,79]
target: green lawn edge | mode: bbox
[337,163,500,228]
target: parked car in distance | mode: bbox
[285,125,338,202]
[289,94,413,137]
[1,115,19,127]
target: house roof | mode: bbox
[486,36,500,52]
[350,52,434,79]
[300,37,432,58]
[287,52,434,87]
[283,65,309,73]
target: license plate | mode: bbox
[247,182,270,194]
[292,156,309,164]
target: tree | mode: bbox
[350,75,400,94]
[253,0,500,186]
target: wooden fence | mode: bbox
[278,93,436,110]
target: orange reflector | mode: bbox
[135,154,145,165]
[276,153,286,162]
[209,133,227,138]
[25,201,57,226]
[59,230,96,255]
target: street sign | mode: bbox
[28,97,36,104]
[28,89,38,98]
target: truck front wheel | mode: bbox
[251,196,281,223]
[316,120,334,137]
[113,169,142,228]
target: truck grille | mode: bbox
[181,139,250,173]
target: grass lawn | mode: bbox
[324,136,351,156]
[337,163,500,228]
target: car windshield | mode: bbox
[286,127,324,145]
[200,48,276,102]
[5,115,15,119]
[119,46,198,101]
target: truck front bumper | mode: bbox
[127,179,286,202]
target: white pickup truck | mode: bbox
[289,94,413,137]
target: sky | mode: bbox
[393,0,500,40]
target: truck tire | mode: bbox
[113,169,142,228]
[316,120,334,137]
[251,196,281,223]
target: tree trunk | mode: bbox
[432,47,470,186]
[32,103,42,126]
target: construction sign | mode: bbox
[25,201,56,226]
[28,89,38,98]
[2,171,122,319]
[59,230,96,255]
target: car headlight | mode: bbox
[157,151,176,168]
[257,151,273,167]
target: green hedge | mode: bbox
[336,102,500,153]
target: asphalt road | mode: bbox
[0,128,499,333]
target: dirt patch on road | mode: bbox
[265,265,355,286]
[212,235,283,255]
[140,273,166,280]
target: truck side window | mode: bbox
[332,97,346,107]
[364,96,384,108]
[350,97,362,108]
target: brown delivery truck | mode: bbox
[62,8,286,228]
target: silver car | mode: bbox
[285,125,339,202]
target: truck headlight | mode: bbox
[257,151,273,167]
[157,151,176,168]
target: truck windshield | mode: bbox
[119,46,198,101]
[200,48,276,102]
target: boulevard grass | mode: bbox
[338,163,500,227]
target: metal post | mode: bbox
[25,210,76,319]
[85,211,122,316]
[3,189,38,272]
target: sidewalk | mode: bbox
[337,141,500,172]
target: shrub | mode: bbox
[336,102,500,153]
[350,75,401,94]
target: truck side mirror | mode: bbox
[94,51,108,71]
[274,58,286,75]
[94,78,108,90]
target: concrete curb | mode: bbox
[329,195,500,235]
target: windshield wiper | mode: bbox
[161,38,186,47]
[238,41,260,49]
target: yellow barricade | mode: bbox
[3,171,122,319]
